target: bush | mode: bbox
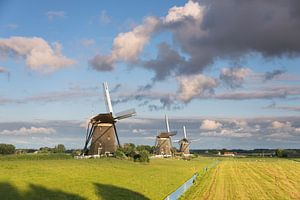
[122,143,136,157]
[114,148,127,159]
[115,145,150,162]
[71,149,82,156]
[0,144,15,155]
[135,150,150,162]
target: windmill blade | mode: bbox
[190,138,201,142]
[183,126,187,139]
[165,114,170,132]
[172,139,180,143]
[112,123,121,147]
[82,122,95,155]
[103,82,114,114]
[114,108,136,120]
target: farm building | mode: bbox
[223,152,235,157]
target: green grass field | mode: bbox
[0,154,215,200]
[182,158,300,200]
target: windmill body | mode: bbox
[179,138,190,155]
[178,126,191,156]
[82,82,136,156]
[155,115,176,157]
[88,114,117,155]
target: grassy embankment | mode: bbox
[182,157,300,200]
[0,154,215,200]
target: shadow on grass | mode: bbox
[0,182,86,200]
[94,183,150,200]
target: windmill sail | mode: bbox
[165,114,170,132]
[115,108,136,120]
[183,126,187,139]
[103,82,113,114]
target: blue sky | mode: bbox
[0,0,300,149]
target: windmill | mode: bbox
[154,115,176,157]
[82,82,136,156]
[178,126,191,156]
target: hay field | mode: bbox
[182,158,300,200]
[0,155,215,200]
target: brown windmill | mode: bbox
[154,115,176,157]
[82,82,136,156]
[178,126,191,156]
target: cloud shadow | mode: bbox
[94,183,150,200]
[0,182,86,200]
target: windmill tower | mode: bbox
[82,82,136,156]
[154,115,176,157]
[178,126,190,156]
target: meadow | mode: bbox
[0,154,215,200]
[182,158,300,200]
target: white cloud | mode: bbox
[132,129,147,134]
[270,121,291,129]
[200,119,222,130]
[164,0,204,23]
[89,16,159,71]
[220,129,252,138]
[177,74,218,102]
[90,0,204,72]
[220,67,251,88]
[0,36,75,72]
[0,127,56,136]
[232,120,248,128]
[201,129,251,138]
[111,16,159,62]
[46,11,65,20]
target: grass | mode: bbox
[0,154,215,200]
[182,157,300,200]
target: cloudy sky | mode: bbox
[0,0,300,149]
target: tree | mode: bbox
[39,147,51,153]
[136,145,152,153]
[0,143,15,155]
[53,144,66,153]
[275,149,287,157]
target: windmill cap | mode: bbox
[90,113,114,123]
[157,132,176,138]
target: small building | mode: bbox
[223,152,235,156]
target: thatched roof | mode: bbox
[157,132,176,138]
[90,113,114,123]
[180,138,189,143]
